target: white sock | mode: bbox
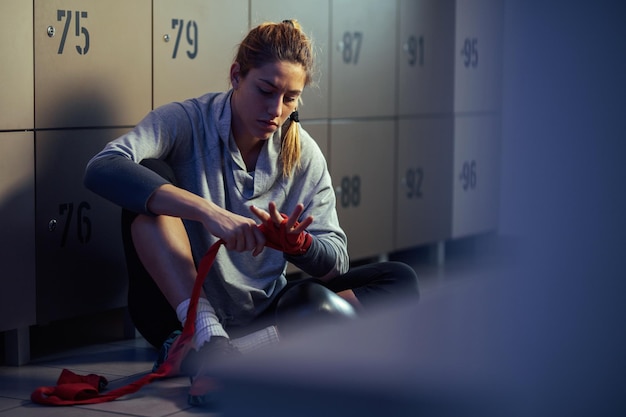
[176,298,229,351]
[231,326,280,354]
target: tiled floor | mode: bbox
[0,335,214,417]
[0,234,513,416]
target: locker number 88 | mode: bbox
[338,175,361,208]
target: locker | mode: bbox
[285,120,328,276]
[153,0,249,108]
[454,0,503,113]
[330,0,397,118]
[34,0,151,129]
[451,115,500,238]
[395,117,453,250]
[35,129,130,323]
[398,0,455,116]
[0,0,34,130]
[300,121,329,159]
[330,120,394,260]
[251,0,330,120]
[0,132,36,332]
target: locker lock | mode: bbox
[47,26,56,38]
[48,219,57,232]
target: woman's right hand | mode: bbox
[202,206,266,256]
[147,184,266,256]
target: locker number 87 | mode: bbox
[341,31,363,65]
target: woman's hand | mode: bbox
[250,202,313,233]
[202,206,266,256]
[147,184,267,255]
[250,202,314,255]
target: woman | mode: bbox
[85,20,418,405]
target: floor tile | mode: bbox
[0,234,510,416]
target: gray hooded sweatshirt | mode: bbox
[84,90,348,328]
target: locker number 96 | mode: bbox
[459,160,477,191]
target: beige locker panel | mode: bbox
[0,1,34,130]
[451,115,500,238]
[154,0,249,107]
[36,129,129,323]
[286,120,328,276]
[34,0,151,129]
[300,121,329,159]
[330,0,397,118]
[251,0,330,119]
[330,121,394,260]
[398,0,455,116]
[0,132,35,331]
[454,0,503,113]
[395,118,453,250]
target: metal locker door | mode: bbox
[35,129,130,323]
[286,120,329,275]
[454,0,504,113]
[0,132,36,332]
[330,120,394,260]
[451,115,500,238]
[153,0,249,107]
[395,117,453,250]
[251,0,331,120]
[0,0,34,130]
[330,0,397,119]
[300,121,329,159]
[398,0,455,117]
[34,0,152,129]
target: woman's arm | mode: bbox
[147,183,266,255]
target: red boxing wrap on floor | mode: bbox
[31,217,311,406]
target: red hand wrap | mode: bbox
[31,212,313,406]
[258,213,312,255]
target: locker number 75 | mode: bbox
[56,10,90,55]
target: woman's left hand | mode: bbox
[250,202,313,234]
[249,202,314,255]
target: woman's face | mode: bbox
[231,60,306,142]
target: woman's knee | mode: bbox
[348,262,419,307]
[386,261,419,297]
[275,281,357,337]
[131,214,189,249]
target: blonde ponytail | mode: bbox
[281,114,301,177]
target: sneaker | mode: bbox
[184,336,241,407]
[152,330,182,373]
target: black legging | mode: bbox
[122,159,419,348]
